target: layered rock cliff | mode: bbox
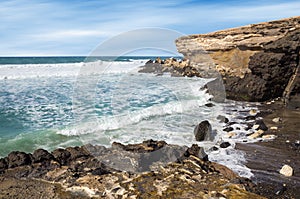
[176,16,300,102]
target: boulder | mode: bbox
[65,146,90,161]
[0,158,8,172]
[194,120,213,141]
[217,115,229,123]
[181,144,208,161]
[51,148,71,165]
[7,151,32,168]
[32,149,54,163]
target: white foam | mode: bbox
[0,60,266,178]
[57,99,206,136]
[0,60,148,80]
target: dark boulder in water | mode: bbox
[209,146,219,152]
[205,103,215,107]
[223,126,234,132]
[220,142,231,148]
[194,120,213,141]
[217,115,229,123]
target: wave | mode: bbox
[57,98,209,136]
[0,59,149,80]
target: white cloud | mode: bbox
[0,0,300,56]
[33,30,113,40]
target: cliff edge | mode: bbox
[176,16,300,103]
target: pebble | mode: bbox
[272,117,281,123]
[270,126,278,130]
[223,127,234,132]
[275,184,287,195]
[252,124,260,130]
[210,146,219,151]
[279,164,293,177]
[224,132,236,138]
[247,130,264,139]
[220,142,231,148]
[249,109,257,116]
[262,134,276,139]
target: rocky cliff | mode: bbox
[176,16,300,102]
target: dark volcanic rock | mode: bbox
[220,142,231,148]
[223,126,234,132]
[255,120,268,131]
[0,141,265,199]
[51,148,71,165]
[65,146,90,161]
[32,149,54,163]
[112,139,167,153]
[0,158,8,173]
[7,151,32,168]
[205,102,215,107]
[217,115,229,123]
[194,120,213,141]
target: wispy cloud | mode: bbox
[0,0,299,56]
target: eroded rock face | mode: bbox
[0,141,265,198]
[176,16,300,102]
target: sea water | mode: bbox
[0,56,259,178]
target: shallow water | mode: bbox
[0,59,265,178]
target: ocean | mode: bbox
[0,56,260,178]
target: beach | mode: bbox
[237,100,300,198]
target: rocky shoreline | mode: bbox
[236,99,300,199]
[0,100,298,198]
[1,17,299,199]
[0,140,264,198]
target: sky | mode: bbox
[0,0,300,56]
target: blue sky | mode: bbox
[0,0,299,56]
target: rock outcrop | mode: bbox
[139,57,202,77]
[0,140,265,198]
[176,16,300,102]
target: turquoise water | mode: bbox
[0,56,259,178]
[0,57,211,157]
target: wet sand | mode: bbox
[237,100,300,198]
